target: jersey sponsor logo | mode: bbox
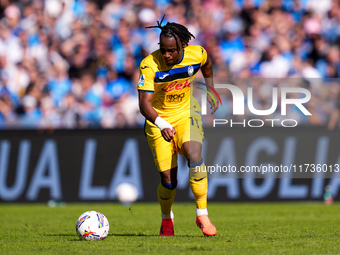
[166,93,185,103]
[162,80,191,93]
[138,74,145,86]
[141,66,149,69]
[159,73,169,79]
[188,66,194,76]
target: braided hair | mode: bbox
[145,15,195,52]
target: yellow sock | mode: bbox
[189,161,208,209]
[157,182,176,215]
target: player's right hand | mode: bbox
[161,127,176,142]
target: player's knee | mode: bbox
[160,167,177,184]
[187,151,202,164]
[182,141,202,164]
[161,180,177,190]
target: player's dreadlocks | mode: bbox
[145,15,195,52]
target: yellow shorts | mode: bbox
[145,112,204,172]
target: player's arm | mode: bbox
[138,92,175,142]
[201,55,219,114]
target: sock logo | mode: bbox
[160,196,172,200]
[193,177,207,182]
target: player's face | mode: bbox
[159,36,183,66]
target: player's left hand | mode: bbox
[207,93,219,114]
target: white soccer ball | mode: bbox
[116,183,138,204]
[76,211,109,241]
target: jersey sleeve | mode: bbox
[137,59,155,93]
[199,46,208,66]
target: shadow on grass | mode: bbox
[44,234,82,242]
[110,233,161,237]
[45,234,75,237]
[45,233,205,240]
[110,233,204,238]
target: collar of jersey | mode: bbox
[175,50,185,65]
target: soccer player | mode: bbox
[137,16,219,237]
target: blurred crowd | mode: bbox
[1,0,340,129]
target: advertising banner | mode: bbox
[0,128,339,202]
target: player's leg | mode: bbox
[145,121,177,236]
[182,141,216,236]
[157,164,177,236]
[176,113,216,236]
[158,165,177,218]
[182,141,207,209]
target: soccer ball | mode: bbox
[76,211,109,241]
[116,183,138,204]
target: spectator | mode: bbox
[0,0,338,129]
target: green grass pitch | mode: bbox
[1,202,340,254]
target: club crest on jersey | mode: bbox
[138,74,145,86]
[188,66,194,76]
